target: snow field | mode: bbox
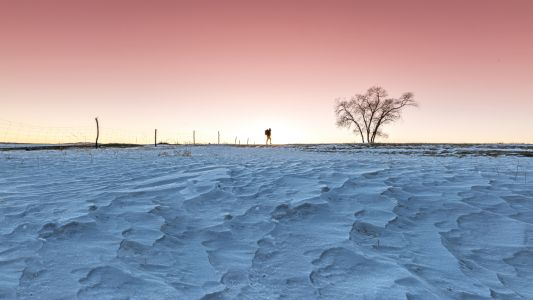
[0,146,532,299]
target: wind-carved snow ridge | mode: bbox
[0,145,532,299]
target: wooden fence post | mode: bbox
[95,117,99,149]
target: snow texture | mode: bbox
[1,145,532,299]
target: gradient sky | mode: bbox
[1,0,532,144]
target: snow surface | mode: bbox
[1,145,532,299]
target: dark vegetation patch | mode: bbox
[295,143,533,158]
[0,143,141,152]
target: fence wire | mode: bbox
[0,119,249,145]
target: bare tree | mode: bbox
[335,86,417,144]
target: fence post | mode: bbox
[155,129,157,147]
[193,130,196,145]
[95,117,99,149]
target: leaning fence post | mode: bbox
[95,117,99,149]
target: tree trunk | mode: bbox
[370,119,384,144]
[354,124,365,143]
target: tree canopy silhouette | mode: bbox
[335,86,417,143]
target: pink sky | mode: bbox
[1,0,532,144]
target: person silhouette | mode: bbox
[265,128,272,145]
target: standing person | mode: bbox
[265,128,272,145]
